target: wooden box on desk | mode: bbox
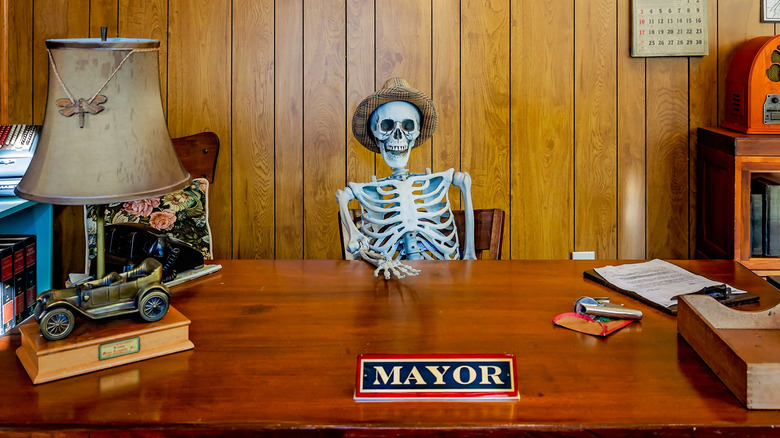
[697,126,780,275]
[678,295,780,409]
[16,306,193,384]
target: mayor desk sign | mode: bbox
[355,354,519,401]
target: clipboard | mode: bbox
[584,269,760,315]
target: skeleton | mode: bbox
[337,87,475,279]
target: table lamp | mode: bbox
[14,32,191,280]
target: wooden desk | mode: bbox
[1,260,779,436]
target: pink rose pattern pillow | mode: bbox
[85,178,212,268]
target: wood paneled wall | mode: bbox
[1,1,776,276]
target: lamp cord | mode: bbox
[46,47,158,106]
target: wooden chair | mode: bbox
[338,208,505,260]
[454,208,505,260]
[172,132,220,183]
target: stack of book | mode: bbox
[750,174,780,257]
[0,235,36,334]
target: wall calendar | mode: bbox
[631,0,708,57]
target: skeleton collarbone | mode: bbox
[349,168,460,260]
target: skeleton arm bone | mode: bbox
[335,187,368,255]
[452,171,476,260]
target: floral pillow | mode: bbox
[84,178,213,272]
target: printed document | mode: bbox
[593,259,746,309]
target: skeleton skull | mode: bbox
[369,101,421,173]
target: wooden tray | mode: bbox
[677,295,780,409]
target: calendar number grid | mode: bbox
[631,0,708,57]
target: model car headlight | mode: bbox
[37,291,52,305]
[33,294,49,320]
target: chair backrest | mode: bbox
[338,208,505,260]
[172,132,220,183]
[454,208,505,260]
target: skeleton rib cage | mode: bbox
[349,169,461,260]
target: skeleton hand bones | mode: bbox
[358,247,421,280]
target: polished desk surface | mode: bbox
[1,259,779,436]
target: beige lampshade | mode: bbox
[15,38,190,205]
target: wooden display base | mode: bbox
[678,296,780,409]
[16,306,193,384]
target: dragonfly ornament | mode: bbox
[56,95,107,128]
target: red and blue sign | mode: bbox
[355,354,519,401]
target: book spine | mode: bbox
[24,237,36,319]
[0,249,13,334]
[12,244,24,324]
[751,193,764,256]
[767,185,780,256]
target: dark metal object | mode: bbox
[89,223,205,283]
[696,284,732,300]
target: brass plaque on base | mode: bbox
[16,306,193,384]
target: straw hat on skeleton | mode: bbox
[352,77,438,153]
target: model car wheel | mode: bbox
[39,308,76,341]
[139,290,169,322]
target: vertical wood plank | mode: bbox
[233,0,274,259]
[33,0,90,283]
[346,0,376,187]
[575,0,617,259]
[375,0,432,177]
[5,0,33,124]
[617,0,646,260]
[432,0,462,210]
[168,0,232,259]
[717,1,773,124]
[33,0,90,124]
[275,0,304,259]
[688,0,718,258]
[89,0,117,37]
[303,0,346,259]
[275,0,305,259]
[88,0,116,294]
[646,58,688,259]
[118,0,168,114]
[1,0,8,123]
[512,0,574,259]
[462,0,510,257]
[713,0,770,262]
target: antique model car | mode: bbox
[34,258,172,341]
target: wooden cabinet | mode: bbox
[697,127,780,275]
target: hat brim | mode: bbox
[352,79,437,153]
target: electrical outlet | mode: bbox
[571,251,596,260]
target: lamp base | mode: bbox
[16,306,193,384]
